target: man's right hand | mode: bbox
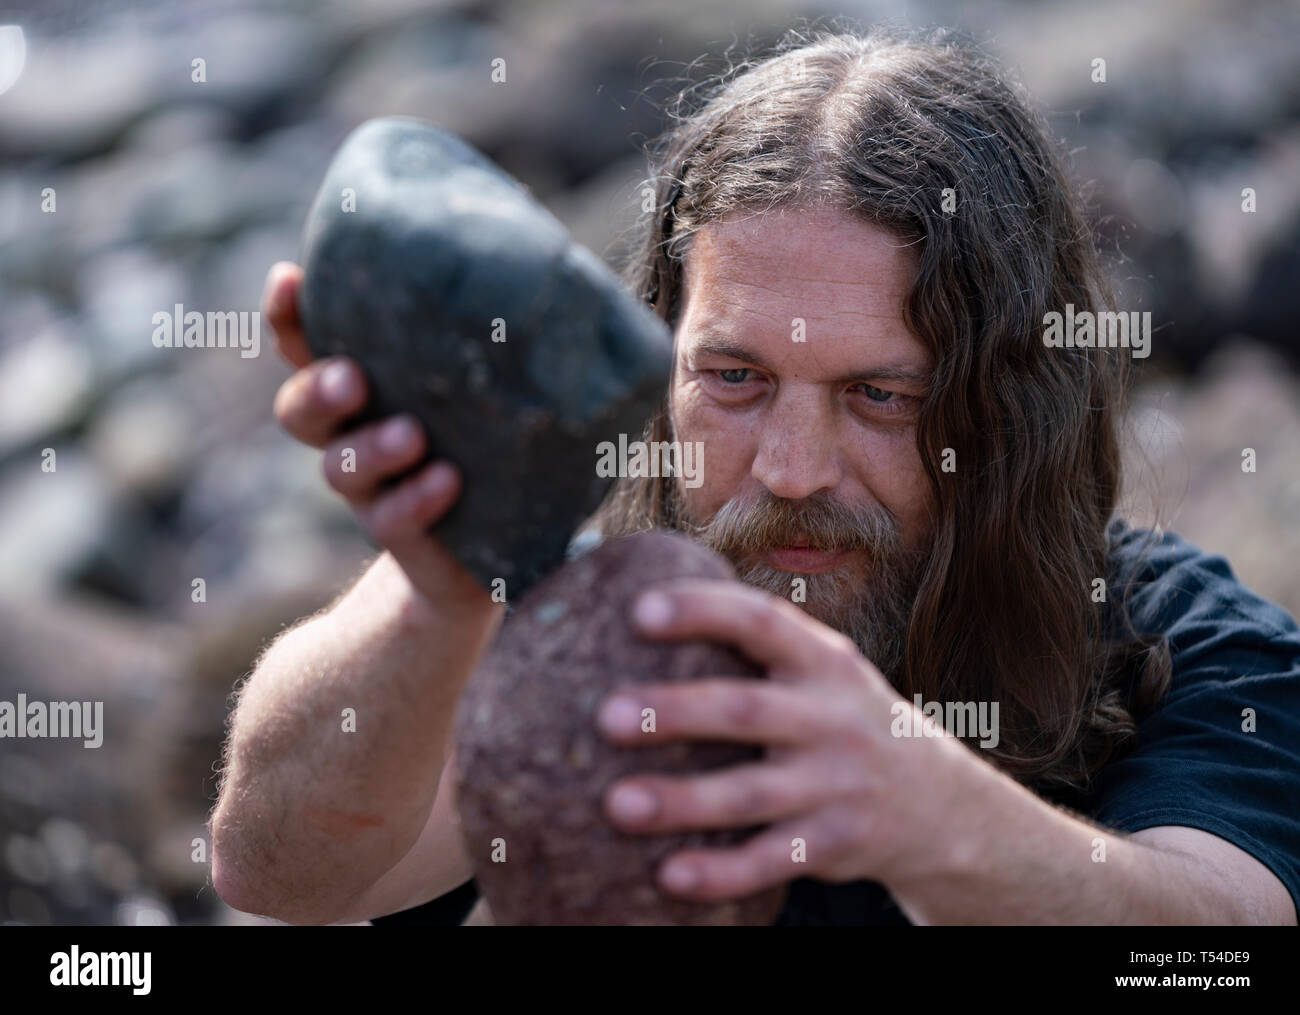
[262,260,487,613]
[211,263,495,924]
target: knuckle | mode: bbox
[819,628,858,663]
[400,477,437,523]
[733,593,781,638]
[630,686,661,718]
[746,591,783,629]
[631,687,674,736]
[731,852,767,893]
[322,442,360,490]
[416,466,454,515]
[817,808,861,856]
[366,498,408,546]
[352,431,386,476]
[831,630,859,658]
[725,778,770,822]
[368,517,402,549]
[722,685,764,729]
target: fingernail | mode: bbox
[378,416,416,454]
[423,462,453,496]
[610,785,657,822]
[661,860,698,891]
[634,591,673,629]
[320,361,354,404]
[598,696,642,736]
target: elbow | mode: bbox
[210,832,273,919]
[211,836,343,926]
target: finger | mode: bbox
[361,461,486,607]
[262,261,311,368]
[630,578,843,675]
[359,459,463,552]
[272,356,368,448]
[656,812,862,902]
[604,758,826,835]
[322,414,428,501]
[596,679,826,747]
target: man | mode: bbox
[210,26,1300,925]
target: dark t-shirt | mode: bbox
[372,520,1300,925]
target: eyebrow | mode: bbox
[692,338,932,388]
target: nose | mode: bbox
[750,388,842,500]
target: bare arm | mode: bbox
[211,553,495,924]
[886,742,1297,925]
[326,743,476,925]
[211,262,497,924]
[591,582,1296,926]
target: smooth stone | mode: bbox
[453,530,788,925]
[297,117,672,595]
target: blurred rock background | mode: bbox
[0,0,1296,925]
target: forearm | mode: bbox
[885,745,1262,925]
[211,552,498,921]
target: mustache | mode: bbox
[682,490,902,558]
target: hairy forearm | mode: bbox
[885,746,1266,925]
[211,552,498,922]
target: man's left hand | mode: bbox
[596,577,971,902]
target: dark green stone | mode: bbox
[298,117,672,594]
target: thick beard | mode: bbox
[669,484,927,686]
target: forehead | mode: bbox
[676,205,925,363]
[681,205,917,314]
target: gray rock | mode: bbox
[80,248,190,376]
[0,321,95,456]
[127,141,297,246]
[297,117,672,595]
[85,377,195,498]
[0,29,164,159]
[0,449,112,598]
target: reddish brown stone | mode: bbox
[453,529,788,925]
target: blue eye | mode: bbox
[856,383,894,402]
[718,368,751,383]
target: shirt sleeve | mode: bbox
[368,878,478,925]
[1089,524,1300,919]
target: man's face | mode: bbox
[667,204,935,678]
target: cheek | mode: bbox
[670,379,757,513]
[849,426,932,544]
[670,377,749,446]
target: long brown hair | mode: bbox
[592,23,1171,795]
